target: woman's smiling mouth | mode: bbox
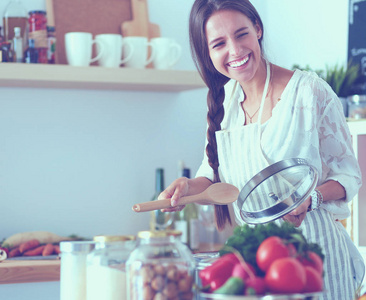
[227,54,250,68]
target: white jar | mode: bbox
[86,235,136,300]
[60,241,95,300]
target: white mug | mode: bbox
[151,37,182,70]
[65,32,104,67]
[122,37,156,69]
[95,34,134,68]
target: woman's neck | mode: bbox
[240,60,269,104]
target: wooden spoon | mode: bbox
[132,183,239,212]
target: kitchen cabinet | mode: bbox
[0,63,205,92]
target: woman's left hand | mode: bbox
[282,196,311,227]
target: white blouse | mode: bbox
[196,69,362,221]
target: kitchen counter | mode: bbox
[0,243,222,284]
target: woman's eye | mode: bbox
[237,33,248,38]
[213,42,224,49]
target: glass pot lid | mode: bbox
[237,158,318,225]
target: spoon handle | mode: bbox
[132,194,200,212]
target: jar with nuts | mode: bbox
[86,235,136,300]
[126,230,196,300]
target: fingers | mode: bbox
[158,177,189,207]
[288,197,311,216]
[161,205,185,213]
[283,212,306,227]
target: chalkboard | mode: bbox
[348,0,366,94]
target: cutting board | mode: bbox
[47,0,132,65]
[121,0,160,39]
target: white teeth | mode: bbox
[228,56,249,68]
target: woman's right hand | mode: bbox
[159,177,190,212]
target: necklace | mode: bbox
[243,64,273,124]
[244,106,261,123]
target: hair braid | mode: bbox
[205,75,232,230]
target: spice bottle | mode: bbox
[24,38,38,63]
[126,230,196,300]
[13,27,23,62]
[86,235,136,300]
[28,10,48,63]
[47,25,56,64]
[60,241,95,300]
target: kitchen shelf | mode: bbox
[0,63,206,92]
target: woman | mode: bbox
[159,0,364,298]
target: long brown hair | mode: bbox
[189,0,264,230]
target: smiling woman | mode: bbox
[157,1,365,300]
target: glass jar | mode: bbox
[86,235,136,300]
[126,230,196,300]
[348,95,366,119]
[28,10,48,63]
[60,241,96,300]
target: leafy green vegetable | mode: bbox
[219,222,324,276]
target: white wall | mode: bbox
[0,0,350,299]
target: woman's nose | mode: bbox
[228,39,241,56]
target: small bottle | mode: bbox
[24,38,38,63]
[149,168,173,231]
[174,168,200,251]
[13,27,22,62]
[0,26,5,44]
[47,26,56,64]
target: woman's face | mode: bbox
[205,9,262,84]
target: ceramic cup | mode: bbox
[95,34,134,68]
[151,37,182,70]
[65,32,104,67]
[122,36,156,69]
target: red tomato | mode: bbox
[232,262,256,282]
[265,257,306,294]
[298,251,323,275]
[303,266,323,293]
[245,276,267,295]
[256,236,291,272]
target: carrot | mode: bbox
[53,245,60,254]
[9,247,21,258]
[3,231,73,248]
[42,244,54,256]
[19,239,40,253]
[23,245,46,256]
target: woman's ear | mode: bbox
[255,24,262,39]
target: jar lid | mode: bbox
[165,230,182,237]
[28,10,47,15]
[237,158,318,224]
[93,235,136,243]
[60,241,95,253]
[137,230,169,239]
